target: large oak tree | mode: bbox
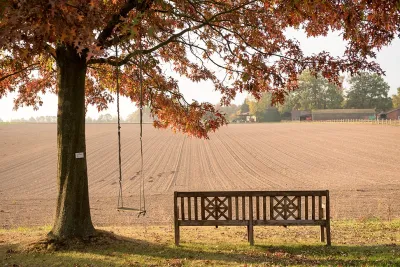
[1,0,399,240]
[296,71,344,110]
[346,72,393,112]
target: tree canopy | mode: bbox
[240,100,250,114]
[345,72,393,112]
[247,93,281,122]
[126,106,154,122]
[214,103,240,122]
[296,71,344,110]
[1,0,399,138]
[274,71,344,112]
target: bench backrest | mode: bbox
[174,191,330,224]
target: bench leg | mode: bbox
[326,223,331,246]
[320,225,325,243]
[249,224,254,246]
[174,225,180,246]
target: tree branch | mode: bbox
[96,0,153,47]
[89,0,257,66]
[89,23,204,66]
[45,44,57,60]
[0,63,40,82]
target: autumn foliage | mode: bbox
[1,0,399,138]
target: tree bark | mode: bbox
[48,45,95,240]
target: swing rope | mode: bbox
[138,38,146,216]
[116,45,124,209]
[115,40,146,216]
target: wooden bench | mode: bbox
[174,190,331,246]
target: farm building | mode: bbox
[385,108,400,120]
[235,112,256,122]
[291,110,312,121]
[311,109,376,120]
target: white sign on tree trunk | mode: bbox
[75,152,84,159]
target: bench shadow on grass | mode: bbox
[110,240,399,266]
[2,233,399,266]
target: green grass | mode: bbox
[1,220,399,266]
[0,121,21,126]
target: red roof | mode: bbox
[386,108,400,114]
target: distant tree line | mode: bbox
[8,116,57,123]
[86,107,154,123]
[3,107,155,124]
[219,72,397,122]
[274,71,394,113]
[2,73,398,123]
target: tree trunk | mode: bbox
[48,45,95,240]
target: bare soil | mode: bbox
[0,123,399,228]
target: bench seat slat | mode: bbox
[319,195,323,219]
[312,196,316,220]
[179,220,327,226]
[194,197,198,220]
[253,220,327,226]
[305,196,309,219]
[298,196,302,220]
[269,196,273,219]
[181,197,185,220]
[188,197,192,220]
[235,196,239,220]
[263,196,266,221]
[242,196,246,220]
[179,220,249,226]
[256,196,260,220]
[228,197,232,220]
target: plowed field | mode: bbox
[1,123,399,228]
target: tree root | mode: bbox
[26,229,121,252]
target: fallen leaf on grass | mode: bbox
[166,258,184,267]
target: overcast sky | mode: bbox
[1,30,399,121]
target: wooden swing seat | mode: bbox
[117,207,141,211]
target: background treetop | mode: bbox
[1,0,399,137]
[392,87,400,108]
[345,72,393,112]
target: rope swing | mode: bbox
[115,42,146,217]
